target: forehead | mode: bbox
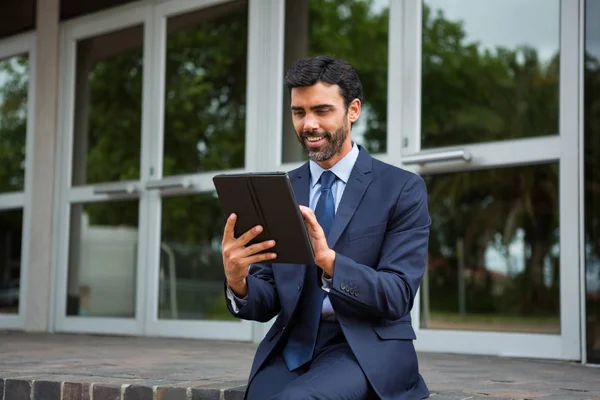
[290,81,344,107]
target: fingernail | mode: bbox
[269,241,275,246]
[255,226,262,232]
[271,254,277,258]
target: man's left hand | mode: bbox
[299,205,336,276]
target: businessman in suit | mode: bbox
[221,56,431,400]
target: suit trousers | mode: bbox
[246,320,376,400]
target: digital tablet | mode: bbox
[212,172,315,265]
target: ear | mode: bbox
[347,99,361,123]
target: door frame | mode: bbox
[0,31,37,330]
[52,2,153,335]
[400,0,581,360]
[52,0,268,341]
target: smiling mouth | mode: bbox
[304,136,326,147]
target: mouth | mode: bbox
[303,135,328,148]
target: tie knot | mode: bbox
[320,171,336,190]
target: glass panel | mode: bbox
[163,1,248,175]
[421,0,560,148]
[585,0,600,364]
[0,54,28,193]
[421,164,560,333]
[0,209,23,314]
[66,201,138,317]
[72,25,143,186]
[281,0,389,163]
[158,193,233,321]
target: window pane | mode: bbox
[421,164,560,333]
[0,209,23,314]
[163,1,248,175]
[0,54,28,193]
[158,194,233,321]
[282,0,389,163]
[66,201,138,318]
[421,0,559,148]
[585,0,600,364]
[72,25,143,186]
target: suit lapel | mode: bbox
[291,163,310,208]
[328,148,373,249]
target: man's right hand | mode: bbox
[222,213,277,298]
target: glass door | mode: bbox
[142,0,253,340]
[0,32,35,330]
[54,6,153,335]
[401,0,580,359]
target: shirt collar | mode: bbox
[309,142,359,188]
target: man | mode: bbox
[221,56,431,400]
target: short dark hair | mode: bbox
[284,56,363,110]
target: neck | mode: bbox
[315,139,353,169]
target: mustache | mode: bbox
[300,131,331,139]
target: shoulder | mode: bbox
[371,157,426,192]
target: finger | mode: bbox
[245,252,277,264]
[222,213,237,242]
[241,240,276,257]
[236,224,264,246]
[299,207,319,229]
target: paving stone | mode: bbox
[92,384,121,400]
[189,387,220,400]
[62,382,91,400]
[123,385,153,400]
[223,385,246,400]
[33,380,61,400]
[4,379,31,400]
[156,387,187,400]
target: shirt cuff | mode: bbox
[226,285,248,313]
[321,273,332,293]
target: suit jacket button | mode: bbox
[341,283,347,290]
[354,290,359,297]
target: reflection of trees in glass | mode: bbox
[585,49,600,359]
[85,47,143,185]
[422,5,559,148]
[425,165,559,319]
[306,0,389,153]
[164,4,247,175]
[0,55,28,193]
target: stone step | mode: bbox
[0,378,247,400]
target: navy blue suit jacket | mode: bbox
[226,147,431,400]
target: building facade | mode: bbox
[0,0,599,364]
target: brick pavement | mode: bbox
[0,330,599,399]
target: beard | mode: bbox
[296,121,349,162]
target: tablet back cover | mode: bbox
[213,173,315,265]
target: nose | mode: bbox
[303,114,319,132]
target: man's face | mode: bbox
[290,82,358,163]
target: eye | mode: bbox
[316,109,330,115]
[293,111,305,117]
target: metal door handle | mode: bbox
[145,177,192,190]
[402,148,472,165]
[93,182,138,195]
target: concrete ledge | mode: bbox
[0,378,247,400]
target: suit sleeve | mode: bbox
[224,262,281,322]
[330,174,430,320]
